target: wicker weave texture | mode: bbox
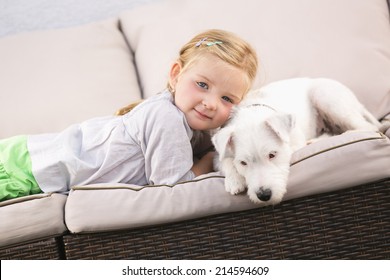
[0,237,64,260]
[63,179,390,260]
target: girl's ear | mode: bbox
[169,62,182,90]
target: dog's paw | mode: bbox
[225,177,246,195]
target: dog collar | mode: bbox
[247,103,277,112]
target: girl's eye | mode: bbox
[197,82,208,90]
[269,152,277,159]
[222,96,233,103]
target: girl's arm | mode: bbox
[191,151,215,177]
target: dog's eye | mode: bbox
[269,152,277,159]
[240,161,247,166]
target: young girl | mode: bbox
[0,29,258,201]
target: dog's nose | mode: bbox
[257,188,272,201]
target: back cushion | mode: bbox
[0,19,141,138]
[120,0,390,119]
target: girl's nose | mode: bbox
[202,95,217,110]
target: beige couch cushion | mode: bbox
[65,130,390,233]
[0,193,68,247]
[120,0,390,119]
[0,19,141,138]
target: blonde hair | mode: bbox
[117,29,258,116]
[168,29,258,94]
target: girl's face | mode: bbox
[169,54,248,130]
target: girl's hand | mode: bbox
[191,151,216,177]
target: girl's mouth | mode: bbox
[194,108,212,120]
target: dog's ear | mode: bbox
[265,113,295,143]
[211,126,235,159]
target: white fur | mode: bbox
[212,78,381,205]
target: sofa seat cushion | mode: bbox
[0,19,141,138]
[0,193,67,247]
[65,130,390,233]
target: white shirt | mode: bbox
[28,90,195,193]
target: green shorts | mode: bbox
[0,135,42,202]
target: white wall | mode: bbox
[0,0,161,37]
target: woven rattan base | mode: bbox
[63,178,390,260]
[0,237,65,260]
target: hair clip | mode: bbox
[195,37,208,47]
[206,41,223,46]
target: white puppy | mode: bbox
[212,78,381,205]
